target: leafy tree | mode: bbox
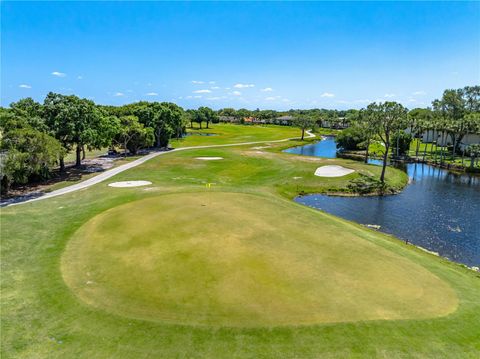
[366,102,408,183]
[185,109,196,128]
[335,126,368,151]
[43,92,109,169]
[467,144,480,169]
[293,114,316,140]
[160,102,185,140]
[354,110,378,163]
[462,85,480,113]
[1,128,63,193]
[9,98,47,132]
[191,109,205,129]
[431,86,480,162]
[197,106,218,129]
[335,110,379,163]
[408,108,433,158]
[0,108,29,131]
[236,108,251,124]
[218,108,236,117]
[115,115,155,156]
[391,131,412,156]
[257,110,278,122]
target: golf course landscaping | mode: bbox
[2,125,480,358]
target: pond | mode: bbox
[285,136,480,267]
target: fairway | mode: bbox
[2,126,479,358]
[3,1,480,356]
[62,192,457,327]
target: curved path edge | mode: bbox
[2,131,315,207]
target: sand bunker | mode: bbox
[314,165,355,177]
[108,181,152,188]
[195,157,223,161]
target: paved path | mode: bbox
[1,131,315,207]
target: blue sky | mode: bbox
[2,1,479,110]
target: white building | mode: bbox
[421,130,480,150]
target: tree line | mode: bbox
[335,86,480,180]
[0,93,222,193]
[1,86,478,193]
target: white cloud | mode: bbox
[320,92,335,98]
[232,91,242,96]
[194,95,202,98]
[384,93,396,98]
[77,75,83,80]
[209,81,216,84]
[192,80,204,84]
[193,89,211,94]
[354,99,371,104]
[261,87,273,92]
[19,84,31,89]
[114,92,125,97]
[412,91,426,96]
[146,92,158,96]
[206,96,223,101]
[265,96,277,101]
[51,71,66,77]
[234,83,255,89]
[186,95,193,99]
[211,86,220,90]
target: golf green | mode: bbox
[62,192,457,327]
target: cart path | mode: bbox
[1,131,315,207]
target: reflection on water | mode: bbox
[285,137,480,267]
[284,136,339,157]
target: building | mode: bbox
[275,115,294,125]
[421,130,480,150]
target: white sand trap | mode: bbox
[195,157,223,161]
[108,180,152,188]
[314,165,355,177]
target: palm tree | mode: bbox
[438,118,448,165]
[468,144,480,169]
[422,120,430,162]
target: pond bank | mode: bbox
[285,136,480,267]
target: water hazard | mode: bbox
[285,136,480,267]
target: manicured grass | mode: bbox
[409,139,478,168]
[111,142,408,197]
[62,192,456,327]
[44,156,143,193]
[37,124,301,194]
[171,123,300,147]
[64,147,110,163]
[1,128,479,358]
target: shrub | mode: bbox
[391,131,412,156]
[347,175,384,194]
[336,126,368,151]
